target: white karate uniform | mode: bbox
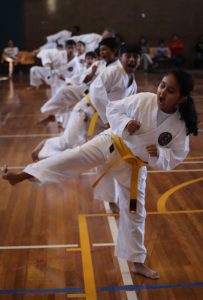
[24,92,189,263]
[50,56,81,95]
[40,60,106,128]
[39,31,101,51]
[30,49,67,88]
[38,59,136,157]
[76,53,86,71]
[71,33,102,51]
[40,30,72,50]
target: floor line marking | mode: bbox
[181,161,203,164]
[78,215,97,299]
[0,244,79,250]
[66,248,81,252]
[92,243,115,247]
[0,287,83,295]
[186,156,203,160]
[83,209,203,218]
[100,281,203,292]
[104,202,138,300]
[148,169,203,173]
[157,177,203,212]
[67,294,86,298]
[148,209,203,215]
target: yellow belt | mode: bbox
[85,94,98,138]
[92,135,148,212]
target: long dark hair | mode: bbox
[170,70,198,136]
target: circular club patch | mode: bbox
[158,132,172,146]
[68,66,73,72]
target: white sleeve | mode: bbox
[38,50,53,66]
[148,127,189,170]
[106,95,140,137]
[89,68,115,124]
[47,30,71,43]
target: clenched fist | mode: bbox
[146,145,158,157]
[126,120,141,135]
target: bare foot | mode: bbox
[109,202,120,213]
[26,86,37,90]
[31,140,46,161]
[1,166,33,185]
[37,114,55,126]
[1,166,21,185]
[131,263,160,279]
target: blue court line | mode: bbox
[100,281,203,292]
[0,287,83,295]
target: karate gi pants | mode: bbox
[25,133,147,262]
[41,84,87,128]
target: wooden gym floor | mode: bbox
[0,71,202,300]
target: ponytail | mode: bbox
[178,95,198,136]
[168,70,198,136]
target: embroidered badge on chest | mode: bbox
[158,132,172,146]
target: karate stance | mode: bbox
[2,70,198,279]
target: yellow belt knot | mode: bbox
[92,135,148,213]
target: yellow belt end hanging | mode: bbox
[87,111,98,138]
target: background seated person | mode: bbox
[168,34,186,67]
[1,39,19,78]
[139,36,153,72]
[153,40,171,65]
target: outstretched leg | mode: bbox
[31,139,46,161]
[37,114,56,126]
[1,166,33,185]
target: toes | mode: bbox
[1,165,8,174]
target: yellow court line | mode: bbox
[67,294,86,298]
[82,213,117,217]
[157,177,203,212]
[148,209,203,215]
[77,210,203,218]
[66,248,81,252]
[78,215,97,300]
[186,156,203,160]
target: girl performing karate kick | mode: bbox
[2,70,198,279]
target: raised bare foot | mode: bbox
[26,86,37,90]
[109,202,120,214]
[31,140,46,161]
[131,263,160,279]
[1,166,20,185]
[37,114,55,126]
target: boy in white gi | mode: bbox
[2,70,198,279]
[75,41,86,71]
